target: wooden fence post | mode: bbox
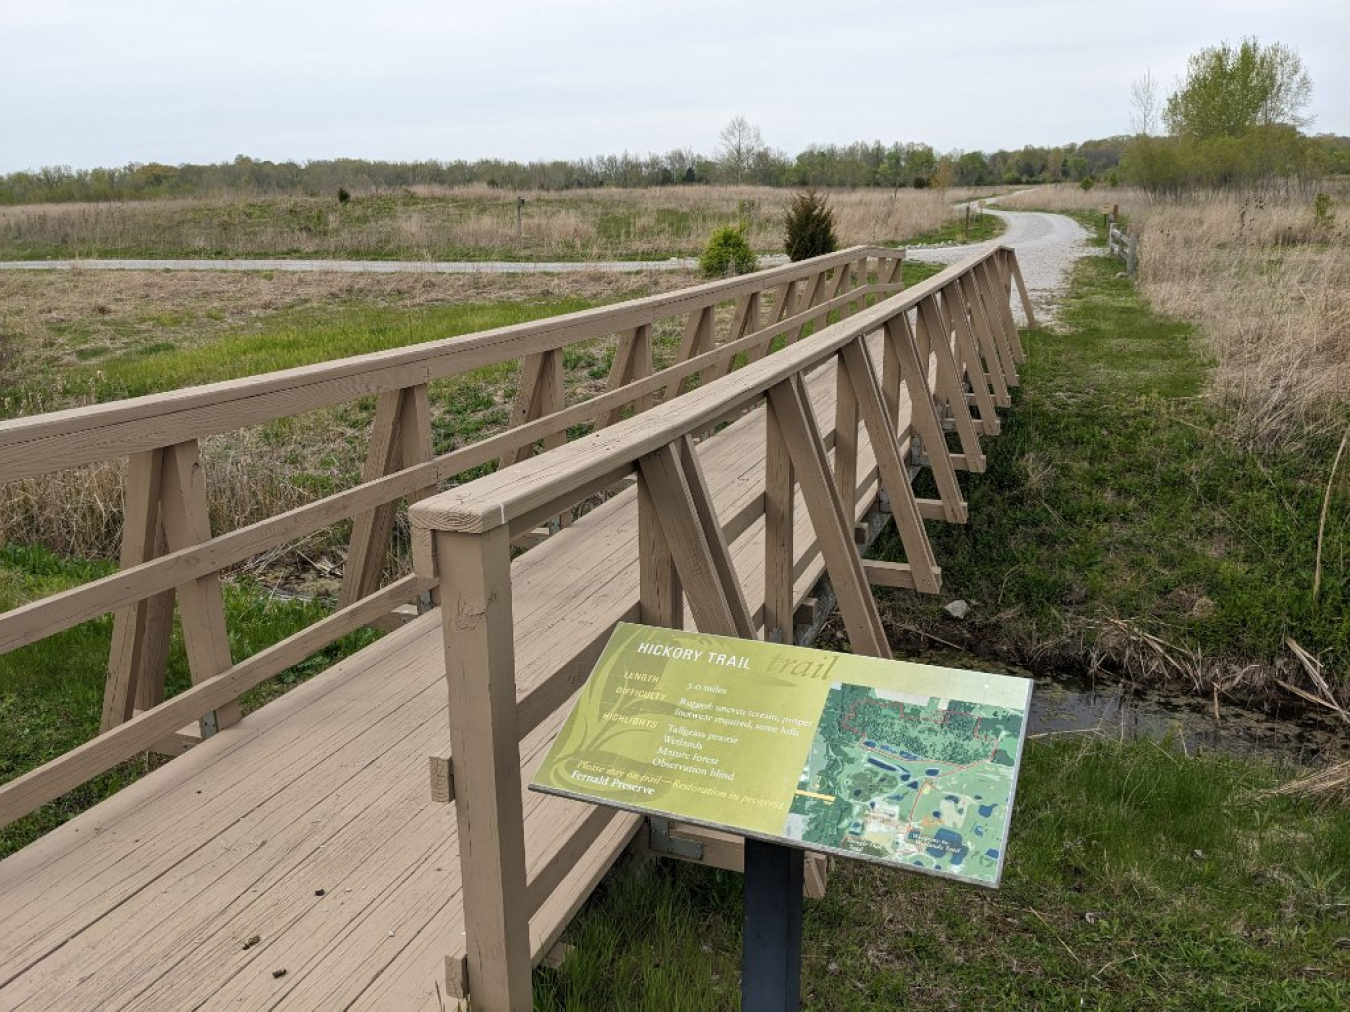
[434,525,532,1010]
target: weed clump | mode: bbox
[699,225,757,278]
[782,188,838,262]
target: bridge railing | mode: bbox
[0,246,924,830]
[408,244,1032,1008]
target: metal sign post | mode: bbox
[742,838,804,1011]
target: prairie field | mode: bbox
[999,182,1350,447]
[0,184,999,263]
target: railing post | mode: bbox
[833,353,859,511]
[593,324,655,433]
[339,383,435,609]
[104,448,174,730]
[432,525,532,1010]
[502,351,566,468]
[158,438,240,735]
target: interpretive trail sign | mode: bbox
[531,623,1033,888]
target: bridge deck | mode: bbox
[0,351,896,1009]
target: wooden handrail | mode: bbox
[410,245,1004,536]
[0,280,903,655]
[0,246,900,481]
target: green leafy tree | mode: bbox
[1164,38,1312,140]
[699,225,758,278]
[783,189,838,262]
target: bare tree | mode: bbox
[1130,69,1160,135]
[717,116,764,183]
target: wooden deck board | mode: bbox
[0,337,923,1008]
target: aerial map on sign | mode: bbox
[531,623,1032,888]
[784,683,1024,884]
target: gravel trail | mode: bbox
[902,205,1090,325]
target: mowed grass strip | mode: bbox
[537,735,1350,1010]
[84,295,597,399]
[873,247,1350,697]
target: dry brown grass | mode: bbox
[0,186,988,263]
[1002,183,1350,447]
[0,268,698,561]
[0,266,691,389]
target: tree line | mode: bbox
[0,137,1136,206]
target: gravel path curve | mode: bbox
[902,206,1090,325]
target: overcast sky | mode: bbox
[2,0,1347,173]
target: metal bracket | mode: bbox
[647,817,703,860]
[198,709,219,740]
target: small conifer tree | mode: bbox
[783,189,838,261]
[699,226,759,278]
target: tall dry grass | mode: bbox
[0,186,978,262]
[1002,183,1350,447]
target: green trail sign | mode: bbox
[531,623,1033,887]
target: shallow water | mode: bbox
[908,649,1350,765]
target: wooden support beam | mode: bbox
[103,448,173,731]
[638,472,682,630]
[340,384,435,609]
[434,526,532,1011]
[934,289,1000,436]
[833,355,859,515]
[502,351,566,470]
[672,305,716,396]
[959,271,1018,391]
[949,280,1010,409]
[839,338,942,595]
[592,324,656,432]
[977,259,1025,367]
[885,316,967,523]
[637,439,755,639]
[765,376,890,658]
[918,297,985,473]
[158,439,240,734]
[970,260,1020,385]
[763,402,794,643]
[862,561,929,589]
[793,271,829,344]
[1005,249,1038,339]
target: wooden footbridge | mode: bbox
[0,244,1033,1009]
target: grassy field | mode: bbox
[869,211,1350,707]
[0,185,1002,263]
[536,734,1350,1010]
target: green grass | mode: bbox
[79,296,596,401]
[0,543,379,857]
[539,736,1350,1010]
[899,209,1008,247]
[873,240,1350,692]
